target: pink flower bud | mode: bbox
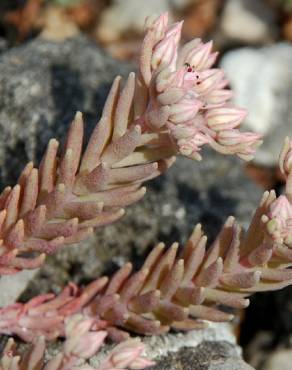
[169,92,202,123]
[145,13,168,42]
[204,89,233,107]
[151,22,182,70]
[206,105,247,131]
[217,130,261,147]
[186,41,213,70]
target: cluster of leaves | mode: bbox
[0,12,291,370]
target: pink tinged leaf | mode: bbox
[80,78,121,173]
[17,161,33,187]
[90,294,120,316]
[140,31,155,86]
[126,313,164,335]
[134,77,149,120]
[64,111,84,176]
[24,205,47,236]
[195,258,223,287]
[74,163,109,194]
[63,227,93,245]
[204,288,249,309]
[5,219,25,249]
[145,106,170,130]
[89,186,146,208]
[189,305,234,322]
[102,125,142,166]
[206,105,247,131]
[59,277,108,316]
[141,242,165,271]
[156,300,189,322]
[0,187,11,210]
[108,162,158,185]
[203,216,235,268]
[128,290,161,313]
[18,315,64,331]
[79,208,125,228]
[174,286,205,306]
[220,271,261,289]
[260,268,292,282]
[29,285,76,315]
[106,326,130,342]
[4,185,20,232]
[103,303,128,326]
[223,224,241,272]
[192,69,225,95]
[24,236,65,255]
[119,268,149,303]
[247,243,273,267]
[58,149,77,189]
[7,254,46,270]
[171,318,207,330]
[182,235,207,284]
[39,139,59,197]
[112,73,136,140]
[159,259,184,299]
[36,218,79,239]
[106,263,133,295]
[142,242,179,293]
[44,183,67,219]
[19,168,39,218]
[64,200,103,220]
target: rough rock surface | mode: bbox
[60,323,253,370]
[0,34,261,369]
[217,0,278,46]
[221,43,292,166]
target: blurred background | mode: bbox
[0,1,292,369]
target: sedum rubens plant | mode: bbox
[0,139,291,344]
[0,315,154,370]
[0,13,261,274]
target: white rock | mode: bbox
[220,0,277,44]
[97,0,172,42]
[221,43,292,166]
[264,349,292,370]
[0,269,39,307]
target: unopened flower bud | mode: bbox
[169,92,202,123]
[186,41,213,71]
[151,22,182,70]
[206,105,247,131]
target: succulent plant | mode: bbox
[0,13,260,275]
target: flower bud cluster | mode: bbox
[142,13,262,160]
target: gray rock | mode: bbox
[221,43,292,166]
[218,0,278,45]
[0,34,129,187]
